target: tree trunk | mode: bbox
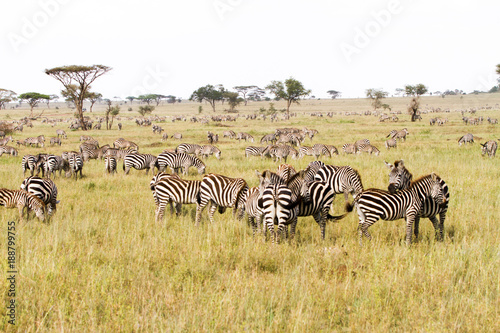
[286,100,291,118]
[76,100,87,130]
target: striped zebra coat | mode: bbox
[22,154,37,176]
[200,145,221,159]
[0,146,18,156]
[195,173,249,226]
[346,173,447,245]
[123,153,157,175]
[342,143,357,154]
[480,140,497,158]
[68,153,84,180]
[44,155,70,178]
[458,133,474,146]
[105,156,117,174]
[150,172,201,221]
[24,135,45,147]
[176,143,202,156]
[156,152,206,175]
[245,146,267,158]
[313,163,364,202]
[385,160,450,241]
[20,176,59,217]
[385,138,397,149]
[0,188,46,222]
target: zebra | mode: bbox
[298,146,315,159]
[354,139,370,150]
[68,153,84,180]
[156,152,206,175]
[118,123,122,130]
[49,137,62,146]
[237,132,254,142]
[429,118,437,126]
[80,144,110,162]
[480,140,498,158]
[0,136,13,146]
[20,176,59,217]
[325,145,339,156]
[346,173,447,245]
[104,147,137,160]
[260,133,277,144]
[24,135,45,147]
[385,138,397,149]
[22,154,37,176]
[56,129,67,139]
[207,131,218,144]
[171,133,183,140]
[357,144,380,156]
[195,173,249,226]
[150,172,201,220]
[313,163,364,202]
[123,153,157,175]
[223,130,236,139]
[175,143,202,156]
[312,143,331,159]
[276,133,302,146]
[200,145,221,159]
[0,188,46,222]
[105,156,117,174]
[245,146,267,158]
[265,145,297,163]
[113,138,138,150]
[458,133,474,146]
[244,186,265,236]
[44,155,70,178]
[276,164,297,183]
[342,143,357,154]
[387,128,409,141]
[384,160,450,241]
[0,146,18,157]
[487,117,498,124]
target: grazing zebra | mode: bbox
[200,145,221,159]
[298,146,315,159]
[22,154,37,176]
[346,173,447,245]
[176,143,202,156]
[0,188,46,222]
[105,156,117,174]
[171,133,183,140]
[20,176,59,217]
[161,133,169,141]
[44,155,70,178]
[223,130,236,139]
[276,133,302,146]
[237,132,254,142]
[265,145,297,163]
[245,146,267,158]
[24,135,45,147]
[342,143,357,154]
[312,143,331,159]
[207,131,218,144]
[357,144,380,156]
[480,140,498,158]
[354,139,370,150]
[0,146,18,157]
[113,138,138,150]
[0,136,13,146]
[156,152,206,175]
[195,173,249,226]
[458,133,474,146]
[487,117,498,124]
[123,153,157,175]
[150,172,201,221]
[325,145,339,156]
[313,163,364,202]
[49,137,61,146]
[260,133,277,144]
[56,129,67,139]
[429,118,437,126]
[387,128,408,141]
[385,160,450,241]
[68,153,84,180]
[385,138,397,149]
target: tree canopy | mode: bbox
[266,78,311,116]
[327,90,341,99]
[85,92,102,112]
[189,84,226,112]
[0,89,16,110]
[18,92,51,117]
[365,88,388,110]
[234,86,263,105]
[45,64,112,130]
[404,84,428,97]
[223,91,244,111]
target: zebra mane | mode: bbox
[410,173,439,187]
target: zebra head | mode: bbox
[480,142,490,156]
[385,160,412,194]
[430,173,447,207]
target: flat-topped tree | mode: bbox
[234,86,264,106]
[266,78,311,117]
[190,84,225,112]
[0,89,16,110]
[365,88,388,110]
[18,92,51,117]
[45,65,111,130]
[327,90,341,99]
[85,92,102,112]
[137,94,157,105]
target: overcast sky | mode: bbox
[2,0,499,100]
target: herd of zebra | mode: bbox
[150,159,449,245]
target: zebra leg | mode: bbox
[195,204,205,227]
[174,203,182,216]
[289,218,298,239]
[124,167,130,175]
[405,213,417,245]
[208,203,217,223]
[313,212,326,240]
[437,211,446,241]
[413,216,421,239]
[156,201,167,221]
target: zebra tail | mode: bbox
[345,201,355,213]
[326,212,348,222]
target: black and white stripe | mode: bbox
[68,153,84,180]
[347,173,447,245]
[0,188,46,222]
[385,138,397,149]
[20,176,59,217]
[175,143,202,156]
[314,163,364,202]
[0,146,18,156]
[200,145,221,159]
[22,154,37,176]
[123,153,157,175]
[150,172,201,221]
[458,133,474,146]
[195,173,248,226]
[480,140,497,158]
[156,152,206,175]
[245,146,267,158]
[105,156,117,174]
[342,143,357,154]
[44,155,70,178]
[24,135,45,147]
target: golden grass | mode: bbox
[0,94,499,331]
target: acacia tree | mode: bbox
[86,92,102,112]
[234,86,264,105]
[45,65,112,130]
[405,84,428,97]
[223,91,244,111]
[126,96,135,105]
[46,94,58,108]
[18,92,50,117]
[104,99,120,129]
[266,78,311,117]
[137,94,156,105]
[365,88,388,110]
[0,89,16,109]
[189,84,225,112]
[327,90,341,99]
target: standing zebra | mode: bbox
[342,143,357,154]
[150,172,201,221]
[325,145,339,156]
[171,133,183,140]
[68,153,84,180]
[385,160,450,241]
[123,153,157,175]
[237,132,254,142]
[298,146,315,159]
[385,138,397,149]
[20,176,59,217]
[245,146,267,158]
[387,128,408,141]
[480,140,497,158]
[354,139,370,150]
[260,133,277,144]
[312,143,331,159]
[346,173,447,245]
[357,144,380,156]
[105,156,117,174]
[195,173,248,226]
[176,143,202,156]
[113,138,138,150]
[200,145,221,159]
[313,163,364,202]
[0,188,46,222]
[0,146,18,156]
[458,133,474,146]
[22,154,37,176]
[44,155,70,178]
[24,135,45,147]
[56,129,67,139]
[156,152,206,175]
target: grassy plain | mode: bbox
[0,94,499,332]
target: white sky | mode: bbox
[1,0,499,100]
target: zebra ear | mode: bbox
[384,161,393,169]
[431,173,438,181]
[398,160,404,168]
[255,170,262,178]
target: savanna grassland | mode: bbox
[0,94,499,332]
